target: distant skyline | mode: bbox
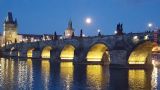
[0,0,160,36]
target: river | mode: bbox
[0,58,159,90]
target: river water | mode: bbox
[0,58,159,90]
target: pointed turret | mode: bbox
[5,12,13,23]
[67,19,73,30]
[4,12,17,25]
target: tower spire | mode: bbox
[6,12,13,23]
[68,19,72,30]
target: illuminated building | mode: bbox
[64,20,74,38]
[2,12,19,44]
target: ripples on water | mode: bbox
[0,58,159,90]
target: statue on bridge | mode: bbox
[116,23,124,35]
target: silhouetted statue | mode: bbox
[72,32,75,38]
[80,29,83,38]
[15,39,17,43]
[116,23,124,35]
[54,31,58,40]
[98,32,101,37]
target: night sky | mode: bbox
[0,0,160,36]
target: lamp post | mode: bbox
[148,23,159,47]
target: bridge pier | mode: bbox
[109,50,128,68]
[19,50,27,58]
[32,50,41,59]
[73,49,87,65]
[73,56,86,65]
[50,50,61,63]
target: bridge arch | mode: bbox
[86,43,110,63]
[41,46,53,59]
[27,48,35,58]
[60,44,75,60]
[128,41,155,65]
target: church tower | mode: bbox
[64,20,74,38]
[3,12,18,44]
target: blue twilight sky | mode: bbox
[0,0,160,36]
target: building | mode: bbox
[2,12,19,45]
[64,19,74,38]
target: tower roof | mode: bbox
[67,19,73,30]
[4,12,17,25]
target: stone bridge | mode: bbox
[1,32,156,68]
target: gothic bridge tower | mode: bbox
[3,12,18,44]
[64,20,74,38]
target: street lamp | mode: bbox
[148,23,153,28]
[114,30,117,34]
[147,22,159,48]
[133,35,139,43]
[97,29,101,33]
[82,34,85,37]
[97,29,101,36]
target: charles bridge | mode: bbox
[0,12,159,68]
[0,31,157,68]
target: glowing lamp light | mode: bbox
[67,33,70,36]
[114,30,117,34]
[97,29,101,33]
[133,36,138,40]
[133,35,139,43]
[60,36,63,40]
[82,34,85,37]
[86,17,92,24]
[148,23,153,28]
[144,35,149,40]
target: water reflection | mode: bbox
[108,69,128,90]
[152,67,158,90]
[41,60,50,90]
[129,69,152,90]
[87,65,109,90]
[0,58,160,90]
[60,62,73,90]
